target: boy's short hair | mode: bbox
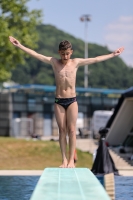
[59,40,72,50]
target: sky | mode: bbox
[27,0,133,67]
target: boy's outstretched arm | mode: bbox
[77,47,124,67]
[9,36,52,64]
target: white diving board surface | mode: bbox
[106,98,133,145]
[30,168,110,200]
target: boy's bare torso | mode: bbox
[51,58,78,98]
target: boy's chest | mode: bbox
[55,68,77,79]
[53,60,78,79]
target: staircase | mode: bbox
[109,148,133,170]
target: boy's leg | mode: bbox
[54,103,67,168]
[66,102,78,168]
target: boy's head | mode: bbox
[58,40,73,62]
[59,40,72,51]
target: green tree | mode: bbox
[0,0,42,81]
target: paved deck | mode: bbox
[0,170,43,176]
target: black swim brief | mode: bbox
[55,97,77,110]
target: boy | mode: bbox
[9,36,124,168]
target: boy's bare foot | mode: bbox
[59,159,68,168]
[67,160,75,168]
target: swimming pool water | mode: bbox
[0,176,133,200]
[0,176,39,200]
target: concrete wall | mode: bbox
[0,93,12,136]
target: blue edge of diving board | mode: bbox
[30,168,110,200]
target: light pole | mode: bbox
[80,14,91,88]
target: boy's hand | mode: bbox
[9,36,21,47]
[113,47,124,56]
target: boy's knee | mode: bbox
[59,127,66,134]
[67,127,75,137]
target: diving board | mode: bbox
[30,168,110,200]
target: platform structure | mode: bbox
[30,168,110,200]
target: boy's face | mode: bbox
[58,48,73,62]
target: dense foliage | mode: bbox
[0,0,42,81]
[11,24,133,89]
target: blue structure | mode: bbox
[5,84,125,95]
